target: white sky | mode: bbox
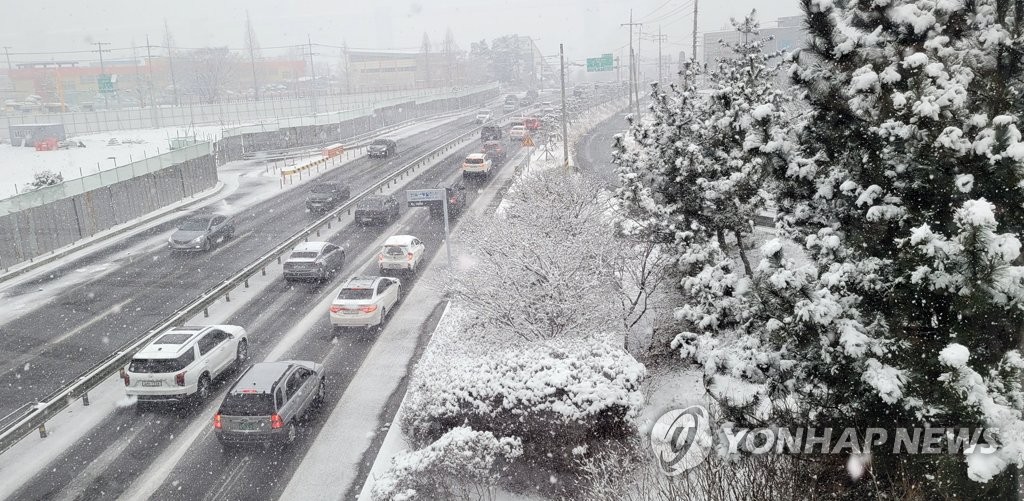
[1,0,800,65]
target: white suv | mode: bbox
[378,235,426,274]
[122,325,248,406]
[462,153,493,178]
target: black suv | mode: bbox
[367,139,397,158]
[480,124,503,142]
[354,195,400,225]
[306,182,351,212]
[430,183,467,219]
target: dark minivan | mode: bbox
[215,360,325,448]
[306,182,351,212]
[367,138,397,158]
[481,124,503,142]
[354,195,400,225]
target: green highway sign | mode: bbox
[586,53,614,72]
[98,74,115,94]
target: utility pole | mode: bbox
[655,28,667,85]
[246,11,260,101]
[131,40,143,107]
[2,46,11,72]
[692,0,699,78]
[559,43,569,171]
[164,20,179,106]
[93,41,111,108]
[145,35,159,126]
[621,10,642,113]
[307,34,318,114]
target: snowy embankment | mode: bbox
[0,126,222,199]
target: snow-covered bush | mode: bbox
[444,170,625,341]
[401,307,646,471]
[371,426,522,501]
[577,434,805,501]
[25,169,64,190]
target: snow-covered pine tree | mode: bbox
[693,11,793,276]
[691,0,1024,495]
[614,12,796,408]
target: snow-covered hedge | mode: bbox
[401,307,646,468]
[371,426,522,501]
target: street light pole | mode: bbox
[559,43,569,171]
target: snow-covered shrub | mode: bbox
[401,307,646,471]
[26,169,64,190]
[444,170,626,341]
[577,434,805,501]
[371,426,522,501]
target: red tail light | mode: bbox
[271,413,284,429]
[175,371,186,386]
[120,368,130,386]
[449,197,457,204]
[213,413,222,429]
[407,252,414,261]
[359,305,378,313]
[329,305,343,313]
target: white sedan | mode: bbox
[329,276,402,331]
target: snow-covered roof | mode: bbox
[465,153,487,161]
[384,235,417,246]
[292,241,330,253]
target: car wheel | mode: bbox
[313,379,326,407]
[196,375,212,401]
[376,307,387,333]
[235,340,248,369]
[202,239,211,252]
[283,423,297,447]
[226,226,235,239]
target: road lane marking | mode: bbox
[0,298,132,377]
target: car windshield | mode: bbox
[220,393,275,416]
[128,350,194,373]
[290,251,318,259]
[311,184,336,193]
[337,288,373,300]
[371,139,389,146]
[383,245,406,256]
[178,217,210,231]
[465,158,483,164]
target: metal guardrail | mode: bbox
[0,104,519,456]
[240,107,475,162]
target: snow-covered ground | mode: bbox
[0,125,222,198]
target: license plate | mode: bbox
[237,421,257,431]
[140,380,162,387]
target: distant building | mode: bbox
[703,15,804,85]
[345,50,466,93]
[6,55,306,106]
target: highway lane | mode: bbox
[7,123,520,501]
[157,140,519,501]
[0,112,488,419]
[576,109,629,186]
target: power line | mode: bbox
[637,0,674,23]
